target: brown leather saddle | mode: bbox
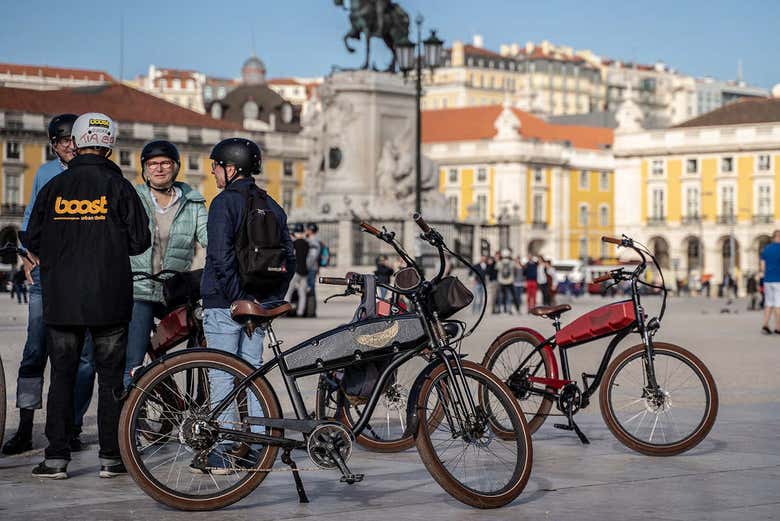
[230,300,292,326]
[529,304,572,319]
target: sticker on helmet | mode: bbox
[89,118,111,128]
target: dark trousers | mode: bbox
[45,324,127,464]
[499,284,521,312]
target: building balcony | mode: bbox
[716,214,736,225]
[681,215,702,225]
[531,221,548,230]
[647,216,667,226]
[0,203,25,217]
[752,214,774,224]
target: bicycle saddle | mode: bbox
[230,300,292,324]
[530,304,572,319]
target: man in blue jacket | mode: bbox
[198,137,294,474]
[2,114,96,455]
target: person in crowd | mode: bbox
[25,113,151,479]
[12,268,27,304]
[123,141,207,386]
[470,255,488,314]
[747,272,759,311]
[512,256,524,313]
[285,224,310,316]
[759,230,780,334]
[524,256,539,310]
[374,255,394,299]
[486,254,498,314]
[304,223,323,317]
[199,138,294,473]
[537,257,549,306]
[3,114,96,456]
[545,260,557,305]
[496,250,520,314]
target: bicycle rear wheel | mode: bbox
[600,342,718,456]
[415,360,532,508]
[481,330,554,434]
[119,350,282,511]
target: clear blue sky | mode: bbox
[0,0,776,88]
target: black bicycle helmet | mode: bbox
[47,114,78,142]
[140,140,181,191]
[210,138,262,187]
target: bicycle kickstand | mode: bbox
[554,407,590,445]
[281,449,310,503]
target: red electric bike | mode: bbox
[482,235,718,456]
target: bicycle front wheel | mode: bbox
[415,360,532,508]
[600,342,718,456]
[119,350,282,511]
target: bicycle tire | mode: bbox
[600,342,718,456]
[119,350,282,511]
[415,360,533,508]
[481,330,555,434]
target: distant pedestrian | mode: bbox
[470,255,488,314]
[12,269,27,304]
[374,255,393,300]
[496,250,520,314]
[524,257,539,310]
[747,273,759,311]
[759,230,780,334]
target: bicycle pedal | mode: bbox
[340,473,364,484]
[553,423,573,431]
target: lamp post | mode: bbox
[395,16,444,215]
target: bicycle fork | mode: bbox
[435,353,483,440]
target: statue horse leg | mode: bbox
[363,35,372,69]
[383,33,397,72]
[344,30,357,53]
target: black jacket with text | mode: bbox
[24,153,151,326]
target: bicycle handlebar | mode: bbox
[359,222,381,236]
[412,213,431,234]
[601,236,623,245]
[319,276,349,286]
[592,274,612,284]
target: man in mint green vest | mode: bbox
[124,141,207,385]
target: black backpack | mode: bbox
[233,184,288,295]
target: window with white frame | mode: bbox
[720,185,735,216]
[721,156,734,173]
[757,184,772,216]
[283,160,293,177]
[685,186,700,217]
[599,171,609,191]
[652,188,665,219]
[448,168,458,184]
[476,167,487,183]
[282,188,293,211]
[579,170,589,189]
[579,204,589,225]
[600,241,609,260]
[579,237,588,259]
[447,195,458,217]
[599,205,609,226]
[533,193,544,223]
[534,167,543,184]
[651,159,664,176]
[757,154,771,172]
[476,194,488,220]
[4,173,21,204]
[686,158,698,174]
[119,149,132,167]
[5,141,21,160]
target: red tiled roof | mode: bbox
[268,77,303,86]
[0,63,114,82]
[422,105,613,150]
[0,83,241,130]
[462,45,505,59]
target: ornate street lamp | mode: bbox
[395,15,445,215]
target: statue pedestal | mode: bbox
[295,70,447,222]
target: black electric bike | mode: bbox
[118,215,532,511]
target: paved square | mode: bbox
[1,291,778,520]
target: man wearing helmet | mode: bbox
[2,114,96,456]
[123,140,207,386]
[197,138,294,473]
[24,113,151,479]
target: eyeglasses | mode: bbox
[146,160,175,171]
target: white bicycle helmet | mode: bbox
[71,112,117,150]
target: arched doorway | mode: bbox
[755,235,771,272]
[683,236,703,274]
[528,239,546,257]
[720,235,740,278]
[649,236,670,270]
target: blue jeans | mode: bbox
[204,308,264,433]
[123,300,161,387]
[17,267,95,430]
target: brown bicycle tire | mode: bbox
[599,342,718,456]
[119,350,282,511]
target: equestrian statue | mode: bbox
[334,0,410,71]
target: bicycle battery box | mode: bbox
[283,314,426,375]
[151,305,190,355]
[556,300,636,347]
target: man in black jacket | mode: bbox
[24,113,151,479]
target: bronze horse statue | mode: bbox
[334,0,410,71]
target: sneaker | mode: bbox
[2,431,33,455]
[99,462,127,478]
[762,326,772,335]
[32,461,68,479]
[69,436,84,452]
